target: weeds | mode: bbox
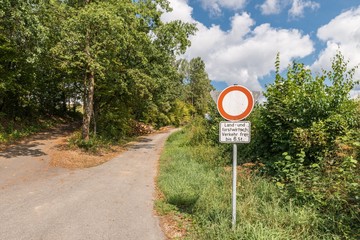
[0,115,64,145]
[67,131,109,153]
[157,124,353,239]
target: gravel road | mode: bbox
[0,129,175,240]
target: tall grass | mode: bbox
[157,126,346,239]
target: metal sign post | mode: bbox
[215,85,254,229]
[232,143,237,228]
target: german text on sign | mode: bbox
[219,121,251,143]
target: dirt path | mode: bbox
[0,126,175,240]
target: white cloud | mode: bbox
[195,23,314,90]
[259,0,319,18]
[199,0,247,16]
[312,6,360,83]
[160,0,194,23]
[350,89,360,99]
[163,0,315,91]
[259,0,282,15]
[289,0,320,18]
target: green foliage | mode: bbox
[177,57,215,116]
[264,53,358,160]
[0,0,199,141]
[186,52,360,238]
[0,115,76,145]
[167,99,194,127]
[157,125,341,239]
[68,131,111,153]
[238,52,360,238]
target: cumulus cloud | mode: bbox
[193,23,314,90]
[259,0,282,15]
[312,7,360,76]
[289,0,320,18]
[162,0,314,91]
[199,0,247,16]
[259,0,319,18]
[160,0,194,23]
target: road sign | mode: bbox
[216,85,254,228]
[219,121,251,143]
[217,85,254,121]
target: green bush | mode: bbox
[240,53,360,237]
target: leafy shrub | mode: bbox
[244,52,360,237]
[68,131,111,152]
[167,99,194,127]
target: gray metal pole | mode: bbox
[232,143,237,229]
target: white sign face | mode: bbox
[217,85,254,121]
[219,121,251,143]
[222,90,248,116]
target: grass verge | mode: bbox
[156,127,345,240]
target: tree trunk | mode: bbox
[82,71,94,141]
[93,106,97,137]
[81,0,93,141]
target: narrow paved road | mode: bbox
[0,129,175,240]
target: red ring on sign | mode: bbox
[217,85,254,121]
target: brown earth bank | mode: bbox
[49,124,174,169]
[0,121,172,170]
[0,121,115,169]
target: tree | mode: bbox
[53,0,196,140]
[177,57,214,116]
[0,0,198,139]
[0,0,42,116]
[53,1,139,140]
[189,57,214,115]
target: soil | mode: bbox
[48,134,126,169]
[0,123,125,170]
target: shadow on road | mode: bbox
[0,143,46,158]
[0,123,79,159]
[127,137,155,150]
[128,143,156,150]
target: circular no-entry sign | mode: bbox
[217,85,254,121]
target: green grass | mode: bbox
[0,120,51,144]
[157,127,346,240]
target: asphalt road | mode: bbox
[0,130,175,240]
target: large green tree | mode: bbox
[0,0,45,116]
[177,57,214,116]
[52,0,196,140]
[0,0,199,141]
[0,0,71,116]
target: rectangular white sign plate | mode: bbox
[219,121,251,143]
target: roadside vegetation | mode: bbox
[157,53,360,239]
[158,125,336,239]
[0,113,80,147]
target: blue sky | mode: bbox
[161,0,360,98]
